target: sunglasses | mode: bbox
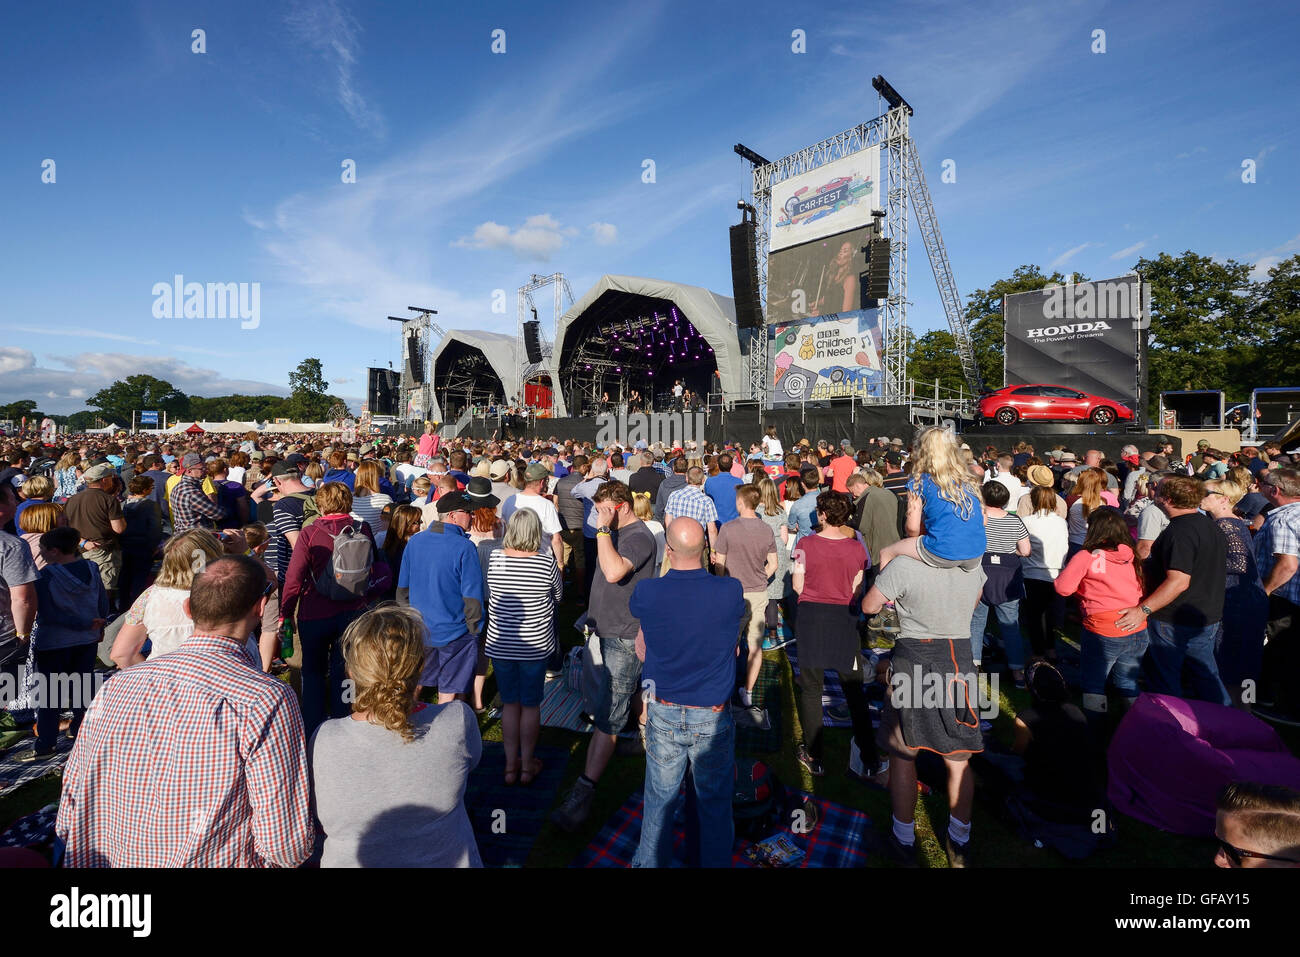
[1217,837,1300,867]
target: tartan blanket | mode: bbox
[573,788,874,868]
[464,743,569,867]
[784,642,883,730]
[0,737,73,798]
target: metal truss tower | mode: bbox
[742,80,981,405]
[517,273,574,413]
[387,307,445,423]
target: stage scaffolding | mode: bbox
[740,84,982,409]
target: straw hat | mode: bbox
[1027,464,1055,488]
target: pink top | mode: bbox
[1054,543,1142,636]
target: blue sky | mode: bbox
[2,0,1297,414]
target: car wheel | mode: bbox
[1091,407,1115,425]
[994,407,1018,426]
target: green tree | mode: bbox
[0,399,41,422]
[285,358,332,422]
[964,265,1085,388]
[1251,253,1300,389]
[87,375,190,426]
[1134,251,1255,403]
[905,329,968,396]
[65,410,102,431]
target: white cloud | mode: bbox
[1175,146,1207,159]
[284,0,385,137]
[1247,233,1300,281]
[1110,238,1156,261]
[1049,242,1101,269]
[589,222,618,246]
[0,347,34,376]
[455,214,571,261]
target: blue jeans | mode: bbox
[633,700,735,868]
[970,599,1024,668]
[1146,619,1230,707]
[1079,627,1148,711]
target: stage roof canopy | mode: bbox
[429,329,522,422]
[546,274,740,416]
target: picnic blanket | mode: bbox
[464,743,568,867]
[573,788,875,868]
[0,804,57,850]
[784,642,883,731]
[0,737,73,798]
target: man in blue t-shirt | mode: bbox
[397,491,483,703]
[703,452,744,526]
[628,516,743,868]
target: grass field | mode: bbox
[4,591,1286,869]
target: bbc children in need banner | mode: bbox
[770,309,884,404]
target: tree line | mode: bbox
[1,358,349,432]
[905,249,1300,410]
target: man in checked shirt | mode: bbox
[56,555,314,867]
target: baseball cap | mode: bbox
[436,490,473,514]
[489,459,512,480]
[890,437,904,447]
[1059,451,1077,463]
[1197,439,1211,449]
[524,462,550,482]
[250,451,265,461]
[181,453,203,469]
[885,450,903,466]
[83,462,116,483]
[270,461,295,478]
[285,452,307,467]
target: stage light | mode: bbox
[871,75,913,115]
[615,367,622,373]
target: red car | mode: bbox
[978,384,1134,426]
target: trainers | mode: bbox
[880,608,902,634]
[944,834,970,868]
[15,747,56,764]
[886,831,918,867]
[550,777,596,832]
[796,745,824,777]
[827,703,851,722]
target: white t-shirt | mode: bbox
[984,471,1024,511]
[1020,511,1069,581]
[642,519,666,568]
[503,492,562,555]
[761,435,784,457]
[226,466,246,485]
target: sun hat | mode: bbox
[1027,464,1055,488]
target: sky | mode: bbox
[1,0,1297,415]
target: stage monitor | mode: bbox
[406,336,425,384]
[770,308,884,405]
[769,147,880,253]
[766,225,871,325]
[1003,277,1149,427]
[367,367,400,417]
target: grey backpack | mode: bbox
[313,522,374,601]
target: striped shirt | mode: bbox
[350,492,393,538]
[55,634,314,867]
[984,514,1029,554]
[485,552,561,660]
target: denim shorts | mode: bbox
[492,657,548,707]
[591,633,642,735]
[420,634,478,695]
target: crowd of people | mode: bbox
[0,420,1298,869]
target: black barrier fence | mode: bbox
[961,428,1182,463]
[451,402,916,450]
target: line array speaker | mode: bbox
[729,220,763,329]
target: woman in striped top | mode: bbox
[487,508,562,786]
[349,461,393,539]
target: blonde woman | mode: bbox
[1066,468,1116,556]
[877,427,985,571]
[350,460,393,538]
[53,452,82,502]
[111,529,224,668]
[755,476,793,645]
[304,461,324,488]
[632,492,665,568]
[309,604,483,867]
[16,475,54,529]
[18,502,64,570]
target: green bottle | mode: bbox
[280,620,294,659]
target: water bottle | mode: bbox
[280,620,294,659]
